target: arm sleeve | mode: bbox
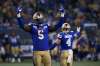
[49,17,65,32]
[17,13,31,32]
[50,33,62,50]
[55,17,65,30]
[74,27,81,37]
[57,33,62,39]
[74,32,80,38]
[17,17,25,29]
[50,43,57,50]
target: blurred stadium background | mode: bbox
[0,0,100,66]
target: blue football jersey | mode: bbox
[17,16,65,51]
[9,35,20,47]
[29,23,49,51]
[57,31,79,50]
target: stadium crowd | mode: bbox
[0,0,100,63]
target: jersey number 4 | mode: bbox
[38,30,44,40]
[66,38,71,46]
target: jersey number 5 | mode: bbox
[38,30,44,40]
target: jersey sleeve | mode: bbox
[17,17,25,29]
[17,16,32,32]
[73,27,81,37]
[55,17,65,30]
[57,33,62,39]
[48,16,65,32]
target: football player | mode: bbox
[9,31,21,63]
[51,23,80,66]
[16,7,65,66]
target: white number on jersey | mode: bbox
[38,30,44,40]
[65,35,72,46]
[66,38,71,46]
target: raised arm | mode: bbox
[50,33,62,50]
[17,7,31,32]
[49,8,65,32]
[74,26,81,38]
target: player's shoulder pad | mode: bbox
[59,32,63,35]
[70,31,74,33]
[28,22,36,26]
[58,32,63,37]
[57,33,62,38]
[43,23,48,28]
[69,31,75,34]
[70,31,74,32]
[43,22,48,26]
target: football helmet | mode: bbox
[32,12,44,24]
[33,12,44,20]
[61,23,71,32]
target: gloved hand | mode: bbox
[59,5,65,17]
[17,7,22,17]
[17,7,22,13]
